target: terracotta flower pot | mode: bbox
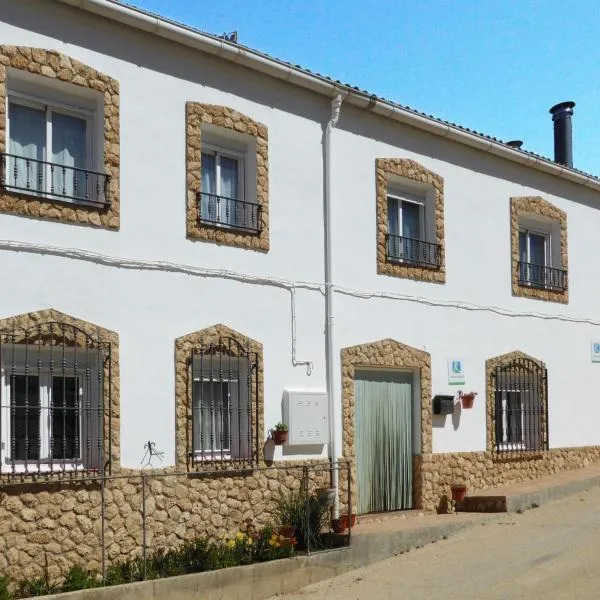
[450,484,467,502]
[272,430,288,445]
[461,394,475,409]
[333,513,356,533]
[279,525,295,538]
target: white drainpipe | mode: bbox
[324,92,346,518]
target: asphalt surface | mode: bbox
[268,485,600,600]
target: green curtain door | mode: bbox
[355,370,413,514]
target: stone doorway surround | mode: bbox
[340,338,432,510]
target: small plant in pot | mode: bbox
[459,391,477,409]
[271,422,288,445]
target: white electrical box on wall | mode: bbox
[282,389,329,445]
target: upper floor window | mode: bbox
[511,197,568,303]
[186,103,269,251]
[387,189,441,268]
[4,94,108,207]
[0,46,120,229]
[376,159,445,283]
[199,145,258,232]
[518,226,566,291]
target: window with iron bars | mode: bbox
[493,358,548,454]
[0,322,111,478]
[189,338,258,468]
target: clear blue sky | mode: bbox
[128,0,600,175]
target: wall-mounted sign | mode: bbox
[447,358,465,385]
[591,342,600,363]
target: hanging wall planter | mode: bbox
[459,391,477,409]
[271,423,289,445]
[316,487,336,506]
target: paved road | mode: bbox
[268,485,600,600]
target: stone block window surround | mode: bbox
[0,46,120,229]
[511,196,568,303]
[175,324,264,471]
[340,338,432,510]
[186,103,269,251]
[486,351,548,458]
[0,308,119,480]
[376,158,445,283]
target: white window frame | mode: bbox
[5,91,95,201]
[387,193,426,242]
[496,388,526,452]
[192,376,237,458]
[191,354,251,461]
[201,143,245,202]
[0,347,100,474]
[519,227,552,288]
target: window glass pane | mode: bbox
[220,156,238,199]
[387,197,399,236]
[529,233,546,266]
[51,112,87,199]
[10,375,40,461]
[200,153,217,222]
[401,201,421,240]
[51,377,80,460]
[193,381,230,453]
[519,231,527,262]
[201,153,216,195]
[8,103,46,193]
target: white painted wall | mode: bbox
[1,0,600,468]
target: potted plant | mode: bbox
[271,422,288,445]
[450,483,467,502]
[331,512,356,533]
[460,391,477,409]
[278,524,296,538]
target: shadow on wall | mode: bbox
[3,0,330,125]
[432,399,462,431]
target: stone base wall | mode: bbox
[415,445,600,511]
[0,461,337,582]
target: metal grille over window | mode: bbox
[493,358,548,455]
[386,234,442,268]
[0,322,112,478]
[190,337,257,469]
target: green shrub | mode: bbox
[273,489,329,549]
[61,565,100,592]
[0,576,12,600]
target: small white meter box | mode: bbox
[282,389,329,445]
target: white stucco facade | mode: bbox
[1,0,600,473]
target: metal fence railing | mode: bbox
[0,461,352,589]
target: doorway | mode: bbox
[355,369,414,514]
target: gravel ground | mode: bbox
[268,485,600,600]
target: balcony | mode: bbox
[0,153,110,207]
[386,234,442,268]
[518,261,568,292]
[198,192,262,234]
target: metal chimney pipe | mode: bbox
[549,101,575,167]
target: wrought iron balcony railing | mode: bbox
[386,234,442,268]
[517,261,568,292]
[198,192,262,234]
[0,153,110,207]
